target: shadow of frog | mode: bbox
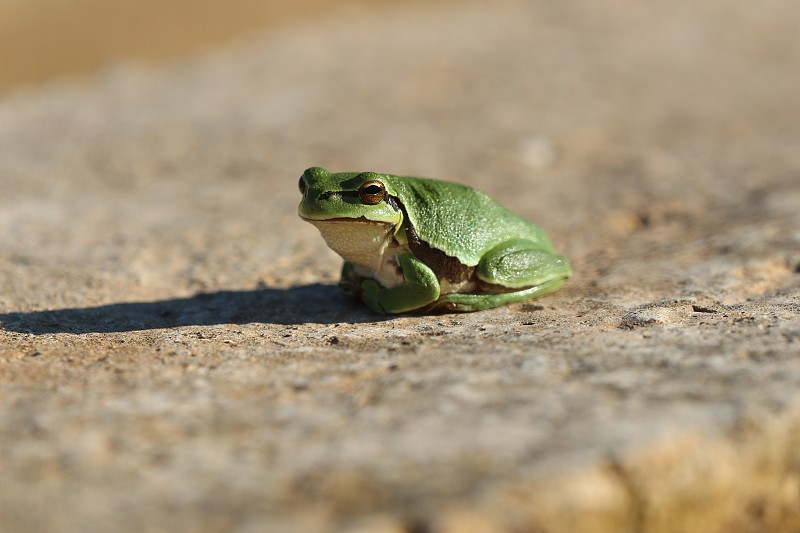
[0,284,385,334]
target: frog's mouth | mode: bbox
[299,216,386,223]
[302,217,396,272]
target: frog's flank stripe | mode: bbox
[390,194,475,285]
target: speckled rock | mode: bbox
[1,1,799,531]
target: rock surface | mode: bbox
[1,1,799,531]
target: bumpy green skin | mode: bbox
[379,176,555,266]
[298,167,571,314]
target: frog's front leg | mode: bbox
[361,253,440,314]
[338,261,365,299]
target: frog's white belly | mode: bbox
[308,218,479,294]
[308,219,406,288]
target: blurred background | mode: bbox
[0,0,444,92]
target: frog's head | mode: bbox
[298,167,402,228]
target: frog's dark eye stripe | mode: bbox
[298,177,306,195]
[358,180,386,205]
[387,196,401,212]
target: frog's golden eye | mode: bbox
[298,177,306,195]
[359,180,386,205]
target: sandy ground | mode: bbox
[0,0,415,90]
[1,0,799,531]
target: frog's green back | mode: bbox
[382,175,555,266]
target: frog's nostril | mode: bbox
[319,192,332,201]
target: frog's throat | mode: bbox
[304,218,398,274]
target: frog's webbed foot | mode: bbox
[339,261,366,299]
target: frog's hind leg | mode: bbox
[435,238,571,312]
[435,279,566,312]
[477,238,571,289]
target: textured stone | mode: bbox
[1,1,799,531]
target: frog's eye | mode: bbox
[298,177,306,195]
[358,180,386,205]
